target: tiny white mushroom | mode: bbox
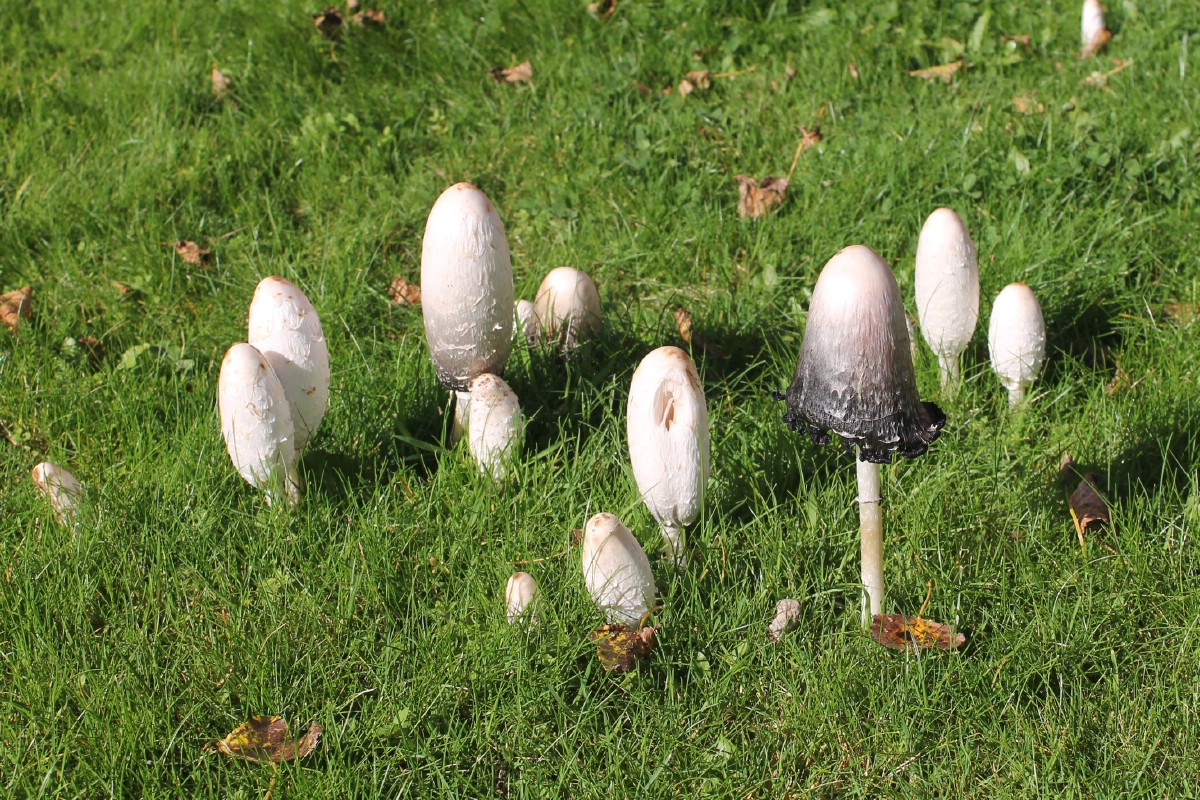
[914,208,979,389]
[987,283,1046,407]
[218,343,301,506]
[531,267,602,350]
[505,571,539,625]
[420,182,515,442]
[1081,0,1108,56]
[247,276,330,452]
[627,346,709,564]
[581,512,657,626]
[31,462,84,523]
[467,373,524,480]
[768,599,802,643]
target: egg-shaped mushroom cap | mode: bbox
[420,182,514,391]
[779,245,945,463]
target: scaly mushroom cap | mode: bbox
[248,276,330,452]
[987,282,1046,395]
[421,182,514,391]
[581,512,657,625]
[218,343,301,505]
[467,373,524,480]
[627,346,709,533]
[505,571,539,625]
[914,208,979,365]
[532,267,602,349]
[780,245,945,463]
[32,461,84,522]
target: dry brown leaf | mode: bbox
[1,286,32,331]
[351,7,385,26]
[735,175,788,219]
[768,599,801,643]
[1157,302,1199,324]
[909,60,963,83]
[848,63,860,80]
[211,66,231,100]
[871,614,965,652]
[685,69,711,90]
[346,0,360,14]
[388,276,421,307]
[570,527,584,546]
[677,79,695,98]
[1081,28,1112,59]
[491,60,532,84]
[313,7,344,39]
[1012,90,1044,114]
[173,240,211,267]
[78,336,106,367]
[587,0,617,20]
[211,716,322,763]
[674,307,726,357]
[590,624,659,672]
[1069,472,1110,548]
[799,126,822,150]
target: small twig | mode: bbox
[917,580,933,618]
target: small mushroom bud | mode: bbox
[218,343,301,506]
[467,373,524,480]
[987,282,1046,407]
[247,276,330,452]
[581,512,657,626]
[421,183,514,442]
[914,208,979,389]
[627,346,709,564]
[1081,0,1109,56]
[515,299,540,344]
[530,267,602,350]
[31,462,84,523]
[505,571,539,625]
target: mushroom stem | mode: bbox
[1007,385,1025,408]
[660,525,685,567]
[856,451,884,627]
[450,390,471,443]
[936,354,961,391]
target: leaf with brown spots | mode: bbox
[173,240,211,267]
[734,175,788,220]
[909,60,963,83]
[590,624,660,672]
[388,277,421,307]
[871,614,964,652]
[211,716,323,763]
[313,7,344,39]
[1,286,32,331]
[491,60,532,84]
[1069,472,1110,549]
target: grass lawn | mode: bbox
[3,0,1199,796]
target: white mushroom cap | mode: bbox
[987,283,1046,406]
[581,512,657,625]
[467,373,524,480]
[421,182,515,391]
[627,346,709,562]
[515,299,540,344]
[218,343,301,506]
[531,267,602,350]
[914,208,979,386]
[31,462,84,523]
[1082,0,1106,49]
[505,571,539,625]
[780,245,945,463]
[247,276,330,452]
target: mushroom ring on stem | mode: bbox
[776,245,945,625]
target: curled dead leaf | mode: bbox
[313,7,344,39]
[1069,472,1110,549]
[871,614,965,652]
[211,716,322,763]
[388,277,421,307]
[173,240,211,267]
[1,285,32,331]
[768,599,801,643]
[491,60,532,84]
[735,175,788,220]
[673,307,725,357]
[590,624,659,672]
[909,60,963,83]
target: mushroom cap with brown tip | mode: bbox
[779,245,945,463]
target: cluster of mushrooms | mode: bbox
[30,183,1047,641]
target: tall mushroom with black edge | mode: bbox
[627,346,709,565]
[914,208,979,390]
[420,182,514,442]
[776,245,945,625]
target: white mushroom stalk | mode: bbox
[247,276,330,452]
[778,245,945,626]
[505,571,539,626]
[627,346,709,564]
[581,512,657,626]
[32,462,84,524]
[987,282,1047,407]
[1081,0,1109,56]
[466,373,524,480]
[218,343,301,506]
[914,208,979,390]
[530,267,602,351]
[420,182,514,442]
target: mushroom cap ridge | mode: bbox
[777,245,946,463]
